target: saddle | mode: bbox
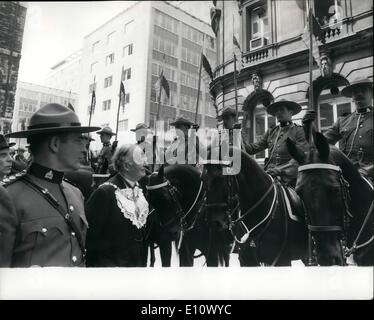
[280,184,305,223]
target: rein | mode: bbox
[146,176,206,251]
[298,162,374,257]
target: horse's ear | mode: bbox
[157,164,165,180]
[286,138,305,164]
[315,132,330,161]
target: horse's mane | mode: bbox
[329,146,364,187]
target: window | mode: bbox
[123,44,133,56]
[247,5,270,51]
[90,62,98,74]
[154,10,179,34]
[207,35,215,50]
[106,53,115,66]
[92,40,100,53]
[102,99,111,111]
[107,31,116,44]
[123,68,131,80]
[118,119,128,131]
[124,20,134,34]
[182,24,203,45]
[314,0,344,27]
[104,76,113,88]
[124,93,130,104]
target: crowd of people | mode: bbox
[0,77,372,267]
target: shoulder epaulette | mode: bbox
[0,170,27,187]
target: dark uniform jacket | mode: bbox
[85,173,149,267]
[0,163,88,267]
[165,135,205,165]
[64,165,94,201]
[324,109,373,168]
[244,122,308,168]
[96,142,114,174]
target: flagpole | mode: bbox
[88,76,96,127]
[115,66,124,138]
[233,53,239,123]
[195,53,203,125]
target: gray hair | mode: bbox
[112,144,134,172]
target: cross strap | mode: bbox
[21,176,86,260]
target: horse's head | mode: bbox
[147,165,180,234]
[287,131,348,265]
[203,159,239,231]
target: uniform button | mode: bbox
[71,232,76,237]
[359,136,362,139]
[42,228,47,233]
[69,205,74,212]
[72,256,77,262]
[360,125,363,128]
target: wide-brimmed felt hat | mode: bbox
[96,126,116,136]
[341,78,373,98]
[0,134,16,150]
[131,123,150,132]
[170,116,194,127]
[5,103,101,138]
[266,99,302,116]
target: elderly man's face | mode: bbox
[0,148,12,178]
[351,86,372,110]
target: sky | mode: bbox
[18,1,137,85]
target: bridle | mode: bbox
[146,176,206,250]
[204,166,288,265]
[298,163,374,258]
[298,163,351,233]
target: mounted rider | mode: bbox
[243,99,309,186]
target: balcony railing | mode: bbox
[243,43,273,64]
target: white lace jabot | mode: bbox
[101,181,149,229]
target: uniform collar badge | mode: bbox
[44,170,54,180]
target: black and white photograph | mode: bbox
[0,0,373,305]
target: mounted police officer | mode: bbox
[0,134,15,180]
[165,116,203,166]
[0,103,100,267]
[303,78,373,182]
[243,99,309,185]
[95,126,116,174]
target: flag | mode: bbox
[120,81,126,110]
[201,53,213,86]
[210,7,221,37]
[301,12,324,66]
[233,35,244,73]
[90,89,96,114]
[154,70,170,102]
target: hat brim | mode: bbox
[96,131,116,136]
[170,121,193,127]
[341,82,372,98]
[266,101,302,116]
[6,126,101,138]
[0,142,16,150]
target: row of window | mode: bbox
[182,23,204,46]
[98,94,130,112]
[91,20,134,53]
[153,35,178,57]
[19,102,37,113]
[181,46,200,66]
[151,63,176,82]
[154,9,179,34]
[181,71,198,89]
[89,68,132,92]
[90,44,133,74]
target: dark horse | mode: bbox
[287,131,374,266]
[147,164,233,266]
[203,147,309,266]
